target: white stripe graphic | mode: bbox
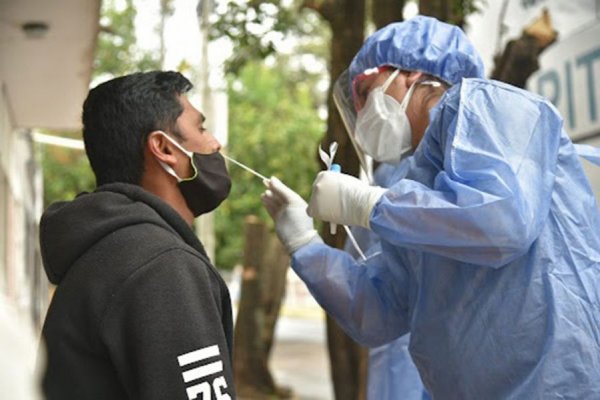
[182,361,224,383]
[178,345,220,367]
[186,382,210,400]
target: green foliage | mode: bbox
[209,0,327,74]
[449,0,482,26]
[38,132,95,208]
[416,0,483,28]
[214,60,325,269]
[42,0,163,207]
[160,0,176,18]
[209,1,329,269]
[94,0,160,79]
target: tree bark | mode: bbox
[261,236,290,359]
[418,0,473,28]
[234,216,291,399]
[419,0,454,24]
[323,15,369,396]
[372,0,405,29]
[491,34,544,88]
[491,9,557,88]
[303,1,367,399]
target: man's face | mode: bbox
[165,95,222,179]
[175,95,221,155]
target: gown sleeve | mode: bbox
[292,241,411,347]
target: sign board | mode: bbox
[466,0,599,75]
[527,22,600,141]
[527,20,600,202]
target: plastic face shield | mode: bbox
[333,68,393,183]
[333,70,356,138]
[333,69,372,182]
[333,66,393,135]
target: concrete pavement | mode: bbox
[270,315,333,400]
[228,266,334,399]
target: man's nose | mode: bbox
[210,134,222,152]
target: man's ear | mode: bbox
[147,131,178,166]
[405,71,425,87]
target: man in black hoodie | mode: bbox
[39,71,236,399]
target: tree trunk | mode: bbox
[419,0,454,23]
[303,1,367,399]
[491,9,557,88]
[234,216,291,399]
[418,0,472,28]
[491,34,544,88]
[323,15,369,395]
[372,0,405,29]
[261,236,290,359]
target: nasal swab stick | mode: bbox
[224,153,367,260]
[223,154,269,181]
[344,225,367,261]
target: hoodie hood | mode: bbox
[40,183,206,284]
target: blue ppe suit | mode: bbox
[368,336,429,400]
[344,165,430,400]
[294,78,600,399]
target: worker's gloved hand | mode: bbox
[261,177,322,254]
[307,171,387,230]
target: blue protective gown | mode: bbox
[344,164,430,400]
[294,78,600,399]
[368,335,429,400]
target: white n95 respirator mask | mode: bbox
[354,69,417,164]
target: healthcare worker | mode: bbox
[262,16,600,399]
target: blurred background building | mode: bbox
[0,0,100,328]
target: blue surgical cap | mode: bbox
[349,16,485,85]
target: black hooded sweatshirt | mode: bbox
[39,183,235,400]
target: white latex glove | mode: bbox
[261,177,322,254]
[307,171,387,229]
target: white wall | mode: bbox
[0,0,99,331]
[0,81,46,328]
[0,83,10,294]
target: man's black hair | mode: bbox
[82,70,193,186]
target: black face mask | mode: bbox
[179,152,232,216]
[157,132,232,216]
